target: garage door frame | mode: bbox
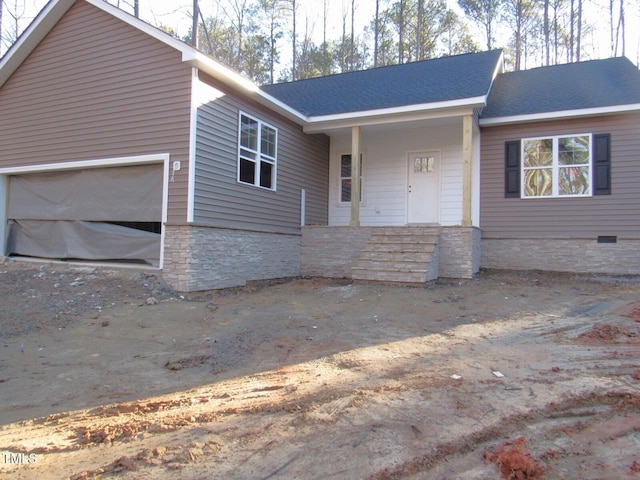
[0,153,170,268]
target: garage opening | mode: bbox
[6,164,163,266]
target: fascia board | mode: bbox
[0,0,76,87]
[492,51,505,79]
[303,97,486,133]
[479,103,640,126]
[181,51,309,125]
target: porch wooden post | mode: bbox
[350,125,361,227]
[462,114,472,227]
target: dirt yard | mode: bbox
[0,259,639,479]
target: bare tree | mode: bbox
[350,0,356,69]
[323,0,329,74]
[543,0,549,64]
[373,0,380,66]
[457,0,503,50]
[609,0,614,55]
[576,0,582,60]
[615,0,625,56]
[340,3,348,71]
[505,0,536,69]
[569,0,574,61]
[290,0,297,80]
[225,0,252,66]
[258,0,286,84]
[398,0,405,63]
[1,0,26,56]
[416,0,423,59]
[192,0,198,47]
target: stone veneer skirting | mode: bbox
[482,237,640,275]
[161,227,639,291]
[162,225,301,292]
[301,225,481,280]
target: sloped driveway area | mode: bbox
[0,260,639,479]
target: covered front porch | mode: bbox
[301,114,482,284]
[260,49,503,284]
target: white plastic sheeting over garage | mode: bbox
[7,164,162,265]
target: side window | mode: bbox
[340,154,363,203]
[238,112,277,190]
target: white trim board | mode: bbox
[0,154,169,175]
[479,103,640,126]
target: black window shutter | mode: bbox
[505,140,521,198]
[593,134,611,195]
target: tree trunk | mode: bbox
[576,0,582,61]
[486,0,493,50]
[543,0,549,65]
[609,0,614,55]
[515,0,523,70]
[192,0,198,47]
[341,9,347,71]
[269,6,275,83]
[553,0,558,63]
[374,0,379,67]
[350,0,355,70]
[417,0,423,60]
[615,0,625,56]
[399,0,404,64]
[291,0,296,80]
[323,0,328,75]
[569,0,574,62]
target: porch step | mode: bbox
[351,227,441,284]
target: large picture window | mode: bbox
[238,112,277,190]
[505,133,610,199]
[522,134,591,197]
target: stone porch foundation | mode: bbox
[301,225,481,281]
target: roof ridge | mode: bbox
[500,56,633,76]
[263,49,503,87]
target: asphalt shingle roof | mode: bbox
[261,50,503,117]
[481,56,640,119]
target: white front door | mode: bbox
[407,151,440,224]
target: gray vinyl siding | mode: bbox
[0,0,192,223]
[480,112,640,239]
[194,75,329,234]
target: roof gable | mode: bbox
[0,0,305,123]
[481,57,640,123]
[261,50,504,117]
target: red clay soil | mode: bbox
[484,437,545,480]
[575,323,638,343]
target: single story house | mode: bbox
[1,0,639,291]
